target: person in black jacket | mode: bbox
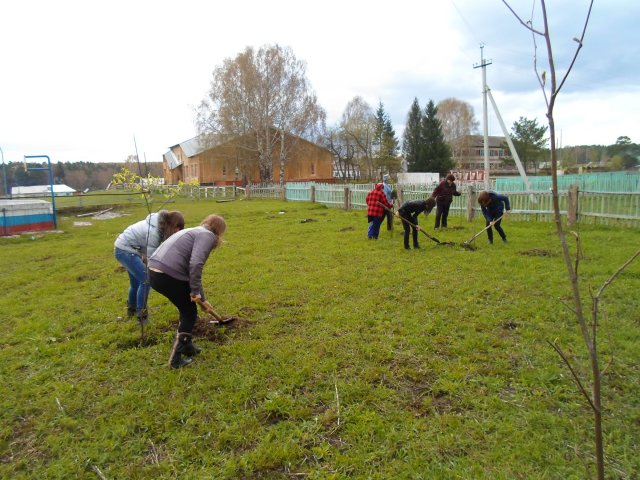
[431,174,461,229]
[396,198,436,250]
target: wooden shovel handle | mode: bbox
[195,298,224,321]
[464,214,505,244]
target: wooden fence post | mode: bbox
[567,184,579,227]
[246,185,251,199]
[398,189,404,205]
[344,187,350,210]
[281,184,286,201]
[466,185,476,222]
[310,185,316,203]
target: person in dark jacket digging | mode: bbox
[431,173,461,229]
[365,183,393,239]
[396,197,436,250]
[477,190,511,244]
[148,214,226,368]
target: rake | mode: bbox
[378,202,443,245]
[461,214,505,250]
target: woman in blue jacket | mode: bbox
[477,191,510,244]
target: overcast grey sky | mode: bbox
[1,0,637,164]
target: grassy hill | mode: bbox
[1,199,638,479]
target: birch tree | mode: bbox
[340,96,376,180]
[196,44,325,183]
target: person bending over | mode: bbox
[114,210,184,325]
[396,197,435,250]
[477,190,511,244]
[148,214,226,368]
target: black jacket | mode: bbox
[398,200,428,223]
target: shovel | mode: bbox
[378,202,441,244]
[195,298,234,324]
[462,214,505,250]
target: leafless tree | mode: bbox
[340,96,376,180]
[436,97,479,143]
[196,44,325,183]
[503,2,639,479]
[437,97,480,168]
[324,126,359,180]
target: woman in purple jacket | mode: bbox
[431,174,461,229]
[148,214,226,368]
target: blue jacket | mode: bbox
[114,212,163,257]
[481,192,510,221]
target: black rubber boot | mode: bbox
[168,332,194,369]
[127,303,136,318]
[182,337,202,357]
[136,308,148,326]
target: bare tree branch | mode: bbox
[555,1,594,97]
[547,340,596,411]
[501,0,545,35]
[595,248,640,300]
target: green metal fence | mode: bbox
[284,182,640,228]
[29,181,639,228]
[495,172,640,193]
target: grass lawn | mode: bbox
[1,199,639,479]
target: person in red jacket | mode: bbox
[431,174,461,229]
[365,183,393,239]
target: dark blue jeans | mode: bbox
[114,247,150,311]
[485,219,506,242]
[367,215,384,239]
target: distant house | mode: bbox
[162,132,335,186]
[450,135,516,174]
[11,184,76,197]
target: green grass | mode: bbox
[1,199,639,479]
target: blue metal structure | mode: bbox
[23,155,57,229]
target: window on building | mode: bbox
[222,164,227,176]
[311,163,315,175]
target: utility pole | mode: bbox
[474,44,492,190]
[0,146,7,197]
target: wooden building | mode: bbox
[450,135,517,174]
[162,132,334,186]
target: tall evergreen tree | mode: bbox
[373,101,400,175]
[421,100,453,175]
[402,98,424,171]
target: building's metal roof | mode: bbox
[164,150,182,170]
[11,185,76,195]
[180,136,207,157]
[176,134,228,158]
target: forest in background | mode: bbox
[0,160,163,194]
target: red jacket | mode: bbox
[366,184,392,217]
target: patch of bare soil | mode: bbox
[502,321,519,330]
[437,242,456,247]
[93,211,124,220]
[519,249,556,257]
[192,315,254,342]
